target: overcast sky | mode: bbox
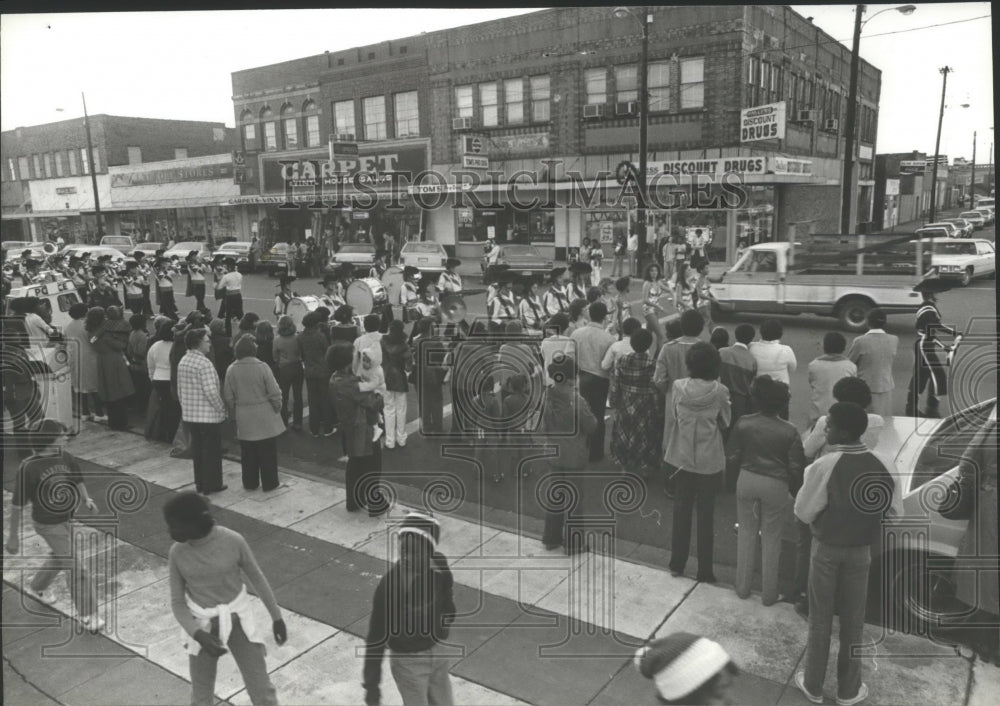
[0,4,993,161]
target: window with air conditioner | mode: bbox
[455,85,473,119]
[585,67,607,105]
[615,64,638,103]
[480,82,498,127]
[505,78,524,124]
[680,57,704,109]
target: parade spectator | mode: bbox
[177,328,227,495]
[273,315,304,430]
[566,298,589,335]
[610,328,663,476]
[571,301,616,462]
[641,264,669,354]
[298,311,335,438]
[719,323,757,433]
[65,302,104,421]
[363,512,456,706]
[254,320,277,375]
[411,316,448,434]
[146,319,180,443]
[164,492,285,706]
[24,296,55,341]
[540,313,576,387]
[7,419,102,630]
[381,320,413,449]
[224,335,285,492]
[231,312,260,354]
[750,319,797,384]
[127,313,150,411]
[627,231,639,276]
[694,262,713,329]
[794,403,901,706]
[608,276,632,340]
[846,308,898,418]
[328,342,387,515]
[90,306,135,431]
[809,332,858,424]
[208,318,233,382]
[709,327,729,350]
[655,309,706,486]
[634,633,738,705]
[601,317,640,373]
[329,304,359,344]
[728,377,805,606]
[664,342,731,582]
[540,356,598,553]
[612,233,627,277]
[354,314,384,375]
[669,261,697,314]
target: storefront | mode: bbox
[1,175,113,244]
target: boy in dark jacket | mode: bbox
[363,512,456,706]
[298,311,334,437]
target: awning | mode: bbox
[2,210,82,220]
[107,179,240,212]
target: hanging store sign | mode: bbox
[462,155,489,170]
[111,162,234,188]
[740,102,786,143]
[649,156,768,178]
[899,160,926,175]
[261,143,428,192]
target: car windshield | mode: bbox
[960,213,982,219]
[170,242,202,251]
[501,245,540,257]
[935,242,977,255]
[102,237,131,244]
[339,245,374,253]
[911,399,997,492]
[403,243,444,253]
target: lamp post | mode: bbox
[81,93,104,240]
[613,6,651,274]
[841,4,916,235]
[969,130,976,208]
[928,66,953,224]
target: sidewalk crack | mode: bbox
[3,653,68,706]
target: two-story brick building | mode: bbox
[1,116,234,244]
[230,5,880,264]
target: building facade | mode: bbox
[1,116,235,243]
[231,5,880,263]
[873,151,953,231]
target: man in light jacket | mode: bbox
[846,308,898,418]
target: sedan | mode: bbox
[927,238,995,286]
[973,207,994,225]
[868,398,996,632]
[488,244,553,281]
[329,243,376,268]
[940,218,974,238]
[129,242,165,258]
[99,235,135,254]
[59,245,127,263]
[213,241,253,272]
[399,241,448,272]
[959,211,986,230]
[163,241,213,263]
[260,243,290,276]
[922,222,962,239]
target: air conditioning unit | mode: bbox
[796,109,817,123]
[824,118,839,132]
[452,117,473,131]
[615,101,638,117]
[336,133,356,142]
[582,104,605,119]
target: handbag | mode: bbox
[938,474,974,520]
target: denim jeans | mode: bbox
[803,539,871,701]
[189,616,276,706]
[669,470,721,579]
[389,643,454,706]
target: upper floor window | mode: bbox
[480,83,498,127]
[393,91,419,137]
[92,148,100,173]
[530,75,550,122]
[127,146,142,165]
[455,85,473,119]
[585,68,607,105]
[302,100,320,147]
[18,156,30,180]
[680,57,705,109]
[363,96,386,140]
[78,149,90,175]
[240,110,258,151]
[174,148,188,160]
[54,151,65,176]
[260,107,277,151]
[43,153,53,178]
[505,78,524,124]
[334,100,356,139]
[615,64,638,103]
[6,158,15,181]
[32,154,42,179]
[647,60,670,111]
[281,104,298,149]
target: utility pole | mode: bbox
[82,92,104,239]
[840,3,864,234]
[969,131,976,208]
[636,7,650,276]
[928,66,951,224]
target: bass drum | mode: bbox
[285,295,321,331]
[346,278,388,316]
[381,266,404,307]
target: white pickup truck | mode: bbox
[709,240,931,331]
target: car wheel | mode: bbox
[836,296,873,332]
[960,267,973,287]
[884,552,961,634]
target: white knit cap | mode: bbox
[634,633,731,701]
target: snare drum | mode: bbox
[346,277,388,316]
[285,295,321,331]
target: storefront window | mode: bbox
[584,209,630,255]
[736,186,776,246]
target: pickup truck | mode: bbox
[709,236,934,332]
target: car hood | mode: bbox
[501,255,546,264]
[931,254,976,263]
[872,414,944,494]
[334,253,375,262]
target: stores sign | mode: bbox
[899,160,925,175]
[740,102,786,143]
[650,157,768,178]
[111,163,234,188]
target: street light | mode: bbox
[928,69,967,223]
[841,4,916,235]
[612,6,651,273]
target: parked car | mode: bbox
[99,235,135,254]
[868,397,997,632]
[129,242,165,259]
[922,222,962,239]
[399,241,448,272]
[213,241,253,272]
[485,244,554,283]
[163,241,213,262]
[328,243,376,269]
[927,238,996,286]
[940,218,974,238]
[973,206,995,225]
[259,242,290,276]
[915,226,953,242]
[959,211,986,230]
[974,196,995,209]
[59,245,127,263]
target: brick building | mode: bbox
[230,5,880,263]
[873,152,952,231]
[1,116,234,243]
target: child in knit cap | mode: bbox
[635,632,738,705]
[357,346,387,443]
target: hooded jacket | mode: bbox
[663,378,731,474]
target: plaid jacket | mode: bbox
[177,350,226,423]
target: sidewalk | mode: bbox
[3,423,997,706]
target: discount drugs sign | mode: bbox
[740,101,786,143]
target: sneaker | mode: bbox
[372,427,384,443]
[79,613,105,633]
[794,672,824,705]
[397,438,406,448]
[24,587,54,605]
[324,426,339,438]
[837,683,869,706]
[92,415,108,423]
